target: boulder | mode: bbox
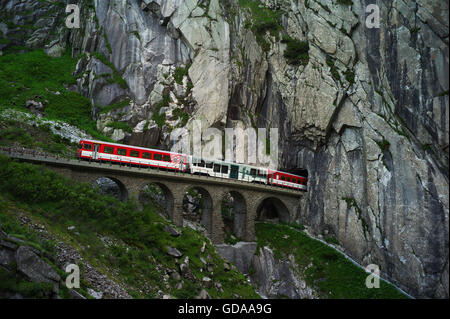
[16,246,60,284]
[0,249,15,267]
[166,246,182,258]
[196,289,211,299]
[165,225,181,237]
[215,242,257,274]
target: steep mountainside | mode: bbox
[0,0,448,298]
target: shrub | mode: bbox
[282,35,309,66]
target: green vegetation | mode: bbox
[326,55,341,83]
[152,94,170,127]
[336,0,353,5]
[344,69,355,85]
[173,64,191,85]
[422,143,432,152]
[91,51,128,89]
[0,267,55,298]
[324,236,340,245]
[172,108,190,127]
[0,49,109,140]
[409,26,421,34]
[0,155,259,299]
[281,35,309,66]
[100,98,131,114]
[133,31,141,42]
[256,223,408,298]
[103,32,112,54]
[238,0,283,52]
[375,137,391,152]
[0,119,77,157]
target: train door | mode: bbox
[230,165,239,179]
[93,144,100,160]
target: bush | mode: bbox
[282,35,309,66]
[173,64,191,85]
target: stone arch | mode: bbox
[256,197,291,223]
[182,186,213,237]
[92,176,128,201]
[138,181,174,219]
[221,190,247,241]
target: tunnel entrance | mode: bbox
[221,191,246,244]
[256,197,290,224]
[92,177,128,201]
[182,187,213,237]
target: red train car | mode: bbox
[78,139,188,172]
[268,169,308,192]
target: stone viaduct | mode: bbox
[3,150,304,244]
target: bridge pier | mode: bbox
[172,197,184,227]
[211,198,225,244]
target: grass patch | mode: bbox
[0,49,109,140]
[256,223,408,299]
[238,0,283,52]
[172,108,190,127]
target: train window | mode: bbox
[83,144,92,150]
[117,149,127,156]
[130,150,140,157]
[250,168,257,176]
[213,164,221,173]
[293,178,297,184]
[221,165,228,174]
[154,154,162,161]
[257,170,266,177]
[281,176,286,181]
[163,155,171,162]
[206,162,213,169]
[104,147,114,154]
[142,152,151,159]
[287,177,291,182]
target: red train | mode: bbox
[78,139,307,191]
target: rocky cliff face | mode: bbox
[0,0,448,298]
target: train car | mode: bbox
[189,157,268,184]
[268,169,308,192]
[78,139,188,171]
